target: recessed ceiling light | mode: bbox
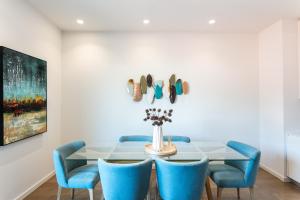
[76,19,84,25]
[143,19,150,25]
[208,19,216,25]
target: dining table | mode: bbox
[67,141,249,200]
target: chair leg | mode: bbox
[155,178,160,200]
[217,187,223,200]
[146,192,150,200]
[57,186,62,200]
[205,178,213,200]
[237,188,240,199]
[71,188,75,199]
[100,191,104,200]
[146,178,151,200]
[88,189,94,200]
[249,187,254,200]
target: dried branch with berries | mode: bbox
[143,108,173,126]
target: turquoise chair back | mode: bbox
[155,158,208,200]
[119,135,191,143]
[119,135,152,142]
[225,141,261,186]
[163,135,191,143]
[98,158,153,200]
[53,140,86,188]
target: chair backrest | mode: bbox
[225,141,261,186]
[98,158,153,200]
[119,135,152,142]
[155,158,208,200]
[119,135,191,143]
[163,135,191,143]
[53,140,87,187]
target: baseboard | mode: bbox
[290,179,300,186]
[260,164,289,182]
[14,170,55,200]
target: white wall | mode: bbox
[259,20,300,181]
[298,21,300,99]
[284,20,300,183]
[0,0,61,199]
[283,20,300,135]
[259,21,285,180]
[62,32,259,147]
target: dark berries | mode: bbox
[143,108,173,126]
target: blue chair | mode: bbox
[209,141,261,200]
[155,158,209,200]
[98,158,153,200]
[163,135,191,143]
[119,135,191,143]
[119,135,152,142]
[53,141,100,200]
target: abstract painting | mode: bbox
[0,47,47,146]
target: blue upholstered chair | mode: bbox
[163,135,191,143]
[98,158,153,200]
[155,158,209,200]
[53,141,100,200]
[209,141,261,200]
[119,135,191,143]
[119,135,152,142]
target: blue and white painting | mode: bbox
[1,47,47,145]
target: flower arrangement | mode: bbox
[143,108,173,126]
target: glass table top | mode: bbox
[67,141,249,162]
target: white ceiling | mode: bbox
[27,0,300,32]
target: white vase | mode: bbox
[152,126,164,152]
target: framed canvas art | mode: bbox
[0,46,47,146]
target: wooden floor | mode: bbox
[25,169,300,200]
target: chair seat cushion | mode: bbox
[67,164,100,189]
[209,164,246,188]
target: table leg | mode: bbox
[205,178,213,200]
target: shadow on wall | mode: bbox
[0,135,43,166]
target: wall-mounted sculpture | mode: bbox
[127,74,189,104]
[133,83,142,101]
[140,75,147,94]
[182,81,189,94]
[169,85,176,104]
[127,79,134,96]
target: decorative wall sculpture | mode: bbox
[133,83,142,101]
[127,74,189,104]
[127,79,134,96]
[140,75,147,94]
[0,47,47,146]
[182,81,189,94]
